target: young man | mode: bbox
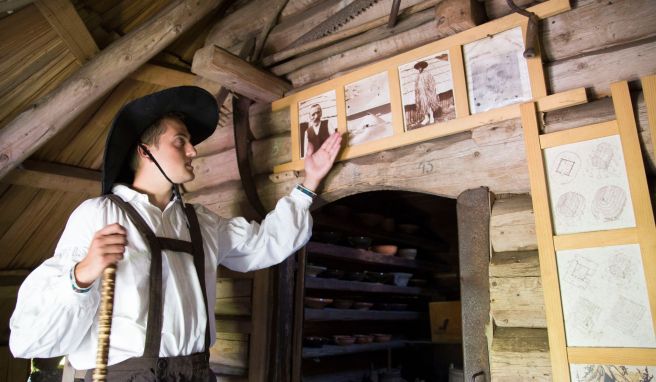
[9,86,341,381]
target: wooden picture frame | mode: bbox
[521,80,656,381]
[272,0,577,173]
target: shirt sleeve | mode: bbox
[9,198,105,359]
[217,187,313,272]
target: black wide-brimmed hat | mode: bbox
[101,86,218,195]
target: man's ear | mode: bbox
[137,144,153,162]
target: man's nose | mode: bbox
[187,144,197,157]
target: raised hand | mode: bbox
[74,223,127,287]
[303,131,342,191]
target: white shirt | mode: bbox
[9,184,313,370]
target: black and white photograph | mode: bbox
[344,72,393,146]
[398,51,456,131]
[298,90,337,158]
[463,26,532,113]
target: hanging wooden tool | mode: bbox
[92,265,117,381]
[506,0,539,58]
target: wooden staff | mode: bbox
[93,264,117,382]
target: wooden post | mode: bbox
[0,0,227,180]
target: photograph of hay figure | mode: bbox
[399,51,456,131]
[464,27,532,114]
[299,90,337,158]
[345,72,393,146]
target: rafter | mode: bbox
[2,159,100,194]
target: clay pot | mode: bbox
[304,297,333,309]
[333,335,355,346]
[372,244,398,256]
[373,333,392,342]
[354,334,374,344]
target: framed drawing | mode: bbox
[570,364,654,382]
[398,51,455,131]
[345,72,393,146]
[544,135,636,235]
[463,26,532,114]
[298,90,337,158]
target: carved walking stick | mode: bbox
[93,264,117,382]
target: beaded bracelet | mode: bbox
[69,263,92,294]
[295,183,317,199]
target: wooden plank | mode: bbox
[2,159,101,194]
[304,308,424,321]
[490,327,551,382]
[490,194,537,253]
[0,0,226,180]
[35,0,99,63]
[567,347,656,365]
[0,185,39,239]
[643,75,656,166]
[449,45,469,118]
[539,120,618,149]
[552,228,639,251]
[490,276,546,328]
[263,0,441,67]
[302,340,405,359]
[489,250,540,278]
[184,148,239,193]
[548,40,656,99]
[210,333,249,368]
[192,45,290,103]
[248,269,270,382]
[520,102,570,381]
[216,318,252,334]
[611,81,656,334]
[307,241,444,272]
[305,276,439,297]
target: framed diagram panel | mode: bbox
[521,81,656,381]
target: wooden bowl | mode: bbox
[354,334,374,344]
[333,335,356,346]
[372,244,398,256]
[304,297,333,309]
[373,333,392,343]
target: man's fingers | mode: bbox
[102,253,124,265]
[98,223,126,236]
[101,244,126,254]
[99,235,127,246]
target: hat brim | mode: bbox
[101,86,218,194]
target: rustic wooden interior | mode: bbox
[1,0,655,381]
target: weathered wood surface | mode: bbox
[263,0,425,57]
[2,159,100,194]
[192,45,291,103]
[203,0,273,52]
[540,0,656,62]
[490,328,551,382]
[490,195,537,253]
[268,1,441,74]
[209,332,249,368]
[34,0,99,64]
[489,250,540,278]
[0,0,226,179]
[185,148,240,194]
[484,0,535,20]
[280,0,323,20]
[215,278,253,316]
[490,276,546,328]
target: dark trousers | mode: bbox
[84,352,215,382]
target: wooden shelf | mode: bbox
[307,242,447,273]
[304,308,426,321]
[305,276,443,298]
[313,216,449,252]
[302,340,406,358]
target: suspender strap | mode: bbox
[158,238,193,253]
[106,195,164,358]
[184,204,211,352]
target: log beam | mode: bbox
[1,159,100,194]
[192,44,291,103]
[130,64,221,95]
[35,0,99,64]
[0,0,227,180]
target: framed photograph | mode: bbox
[298,90,337,158]
[463,27,532,114]
[344,72,393,146]
[398,51,455,131]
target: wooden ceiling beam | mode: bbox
[130,63,221,95]
[0,0,227,180]
[35,0,99,63]
[192,45,291,103]
[1,159,100,194]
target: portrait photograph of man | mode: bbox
[299,90,337,158]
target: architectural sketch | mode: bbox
[463,27,531,113]
[298,91,338,158]
[570,364,654,382]
[398,51,455,131]
[345,72,393,146]
[544,135,635,234]
[557,244,656,347]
